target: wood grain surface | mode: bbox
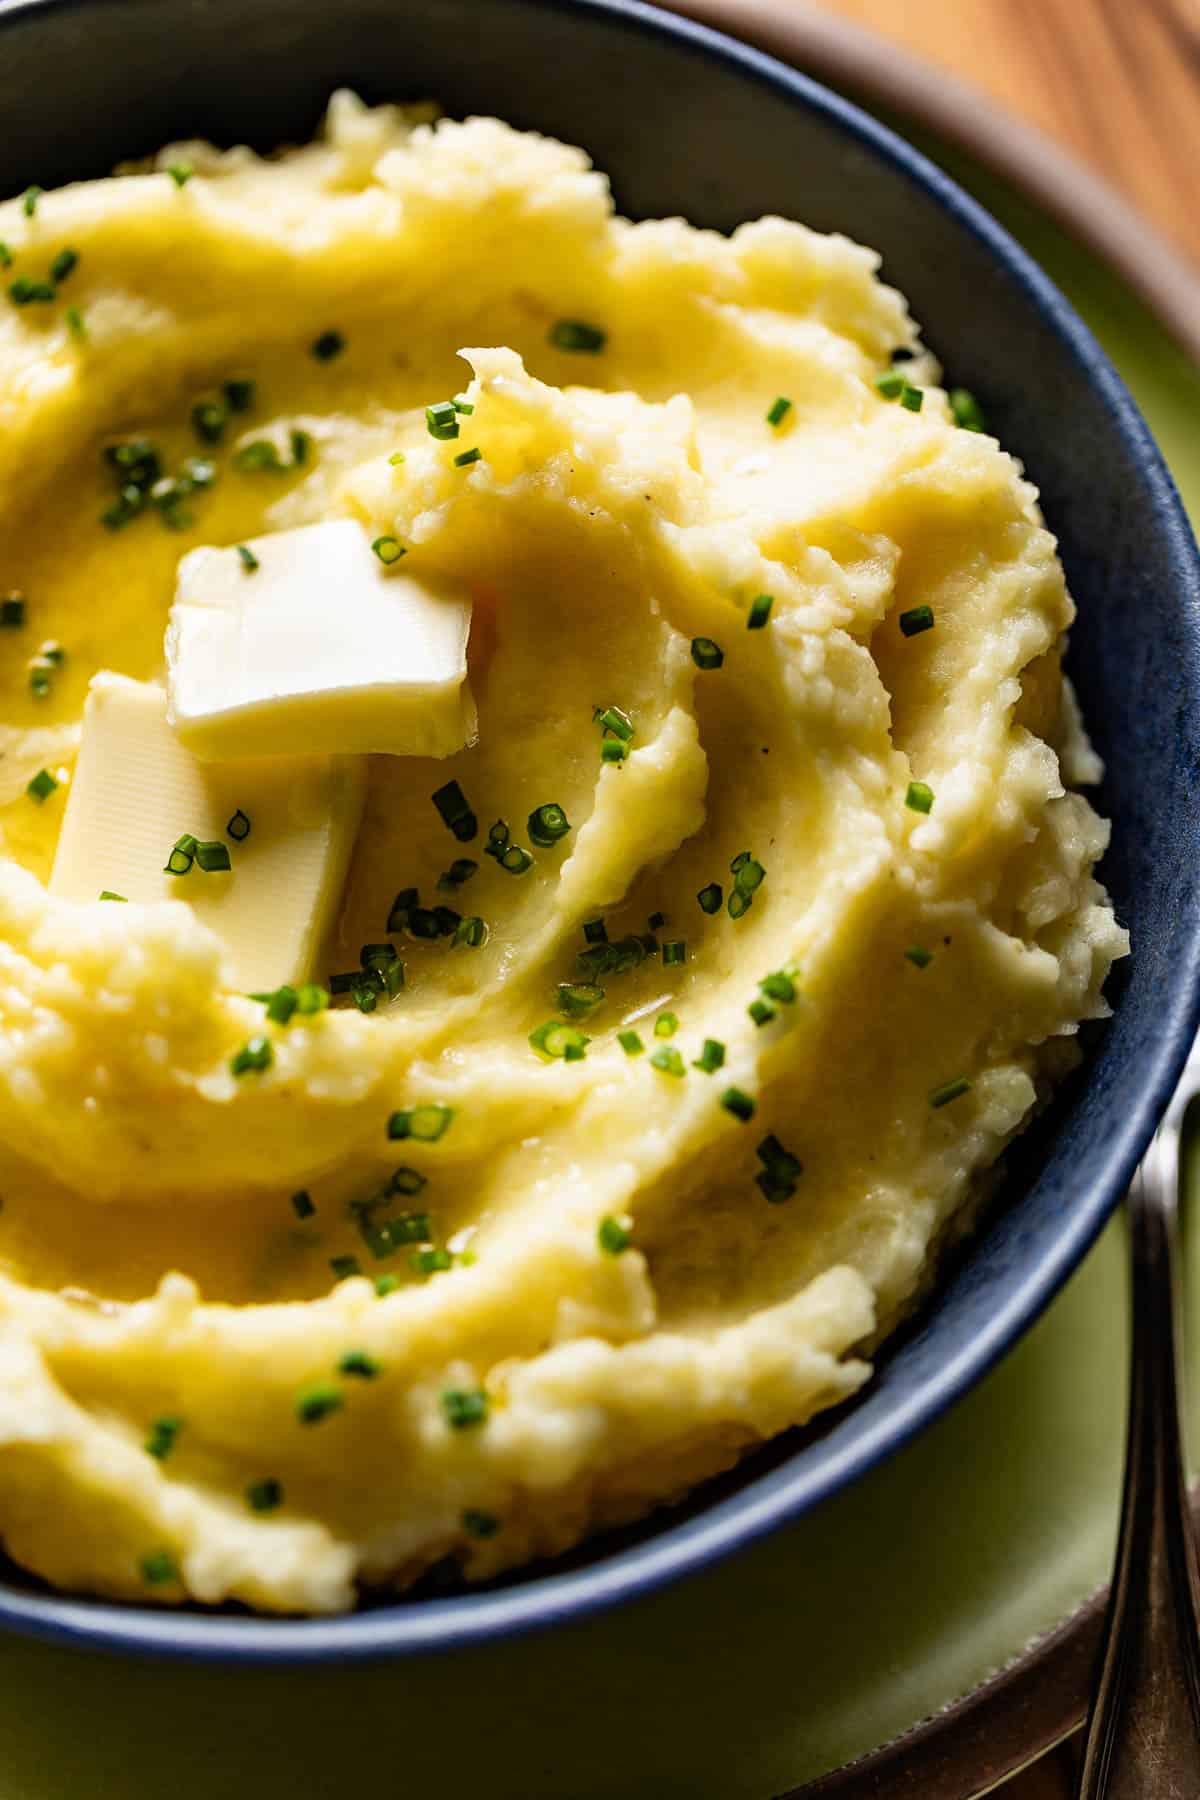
[813,0,1200,267]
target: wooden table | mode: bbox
[803,6,1198,1789]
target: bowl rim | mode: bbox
[2,0,1200,1667]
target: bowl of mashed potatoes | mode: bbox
[0,0,1196,1657]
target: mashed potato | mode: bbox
[0,94,1126,1612]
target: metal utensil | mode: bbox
[1078,1064,1200,1797]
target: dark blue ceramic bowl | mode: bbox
[1,0,1198,1664]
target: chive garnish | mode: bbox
[558,982,605,1018]
[291,1190,315,1220]
[899,604,934,636]
[247,1478,283,1513]
[0,243,11,268]
[432,780,477,843]
[930,1077,971,1109]
[905,945,933,969]
[338,1350,380,1379]
[601,739,628,764]
[167,163,193,187]
[453,915,488,948]
[548,319,606,353]
[528,803,571,847]
[766,395,792,428]
[598,1215,632,1254]
[438,858,478,891]
[227,808,251,841]
[98,891,127,902]
[877,372,924,411]
[618,1030,644,1056]
[499,845,533,875]
[297,982,329,1014]
[720,1086,756,1122]
[759,966,799,1004]
[411,1247,453,1277]
[756,1134,803,1202]
[690,637,724,670]
[230,1035,273,1077]
[26,768,57,802]
[441,1387,489,1429]
[949,388,987,432]
[372,536,405,565]
[236,544,259,572]
[453,395,474,414]
[697,883,722,914]
[191,399,227,444]
[747,593,773,629]
[139,1550,178,1586]
[223,378,254,413]
[425,401,460,441]
[296,1383,343,1424]
[9,277,56,305]
[290,428,310,466]
[311,330,345,361]
[654,1012,678,1038]
[261,986,297,1026]
[594,704,634,742]
[905,781,934,814]
[529,1020,591,1061]
[662,940,686,966]
[650,1046,686,1077]
[900,385,924,413]
[748,998,775,1027]
[463,1509,500,1538]
[727,852,765,919]
[453,447,482,468]
[195,840,231,872]
[64,304,86,340]
[22,187,41,218]
[1,593,25,627]
[694,1039,726,1073]
[388,1167,427,1197]
[387,1104,455,1142]
[49,247,78,284]
[145,1415,182,1461]
[164,835,197,876]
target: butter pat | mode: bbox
[50,674,367,991]
[166,520,475,761]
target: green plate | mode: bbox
[0,91,1197,1800]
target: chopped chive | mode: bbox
[64,304,86,341]
[338,1349,381,1379]
[232,440,284,472]
[372,535,405,565]
[598,1214,632,1254]
[226,808,251,842]
[1,593,25,627]
[439,858,478,891]
[26,768,57,802]
[432,780,477,843]
[311,330,345,362]
[441,1387,489,1430]
[748,998,775,1027]
[654,1011,678,1038]
[260,986,296,1026]
[388,1166,426,1196]
[727,890,751,919]
[296,1383,343,1424]
[223,378,255,413]
[601,738,628,764]
[484,819,510,858]
[694,1038,726,1074]
[661,940,686,967]
[246,1478,282,1513]
[498,845,533,875]
[549,318,606,353]
[875,371,905,399]
[289,428,311,466]
[949,387,988,432]
[899,604,934,637]
[527,803,571,847]
[407,1246,450,1277]
[463,1509,500,1538]
[374,1274,400,1297]
[145,1415,182,1461]
[230,1035,273,1077]
[350,982,378,1014]
[8,276,56,304]
[720,1086,756,1122]
[594,704,634,742]
[453,915,488,948]
[37,641,65,666]
[756,1133,803,1202]
[618,1029,645,1056]
[747,593,773,629]
[650,1046,686,1077]
[190,398,228,444]
[50,248,78,288]
[98,891,127,902]
[407,907,440,939]
[558,981,605,1019]
[690,637,724,670]
[432,906,460,938]
[386,888,419,932]
[194,840,231,872]
[583,918,608,945]
[22,186,41,218]
[766,395,792,427]
[139,1550,178,1586]
[296,983,329,1014]
[900,385,924,413]
[647,911,666,931]
[291,1190,316,1220]
[905,781,934,815]
[236,544,259,572]
[905,945,933,970]
[930,1076,971,1109]
[759,967,799,1004]
[529,1020,591,1061]
[387,1104,455,1142]
[0,243,10,268]
[453,395,475,415]
[697,882,723,915]
[425,400,460,441]
[167,163,193,187]
[453,446,482,468]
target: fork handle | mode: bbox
[1077,1120,1200,1799]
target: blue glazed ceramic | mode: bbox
[0,0,1198,1664]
